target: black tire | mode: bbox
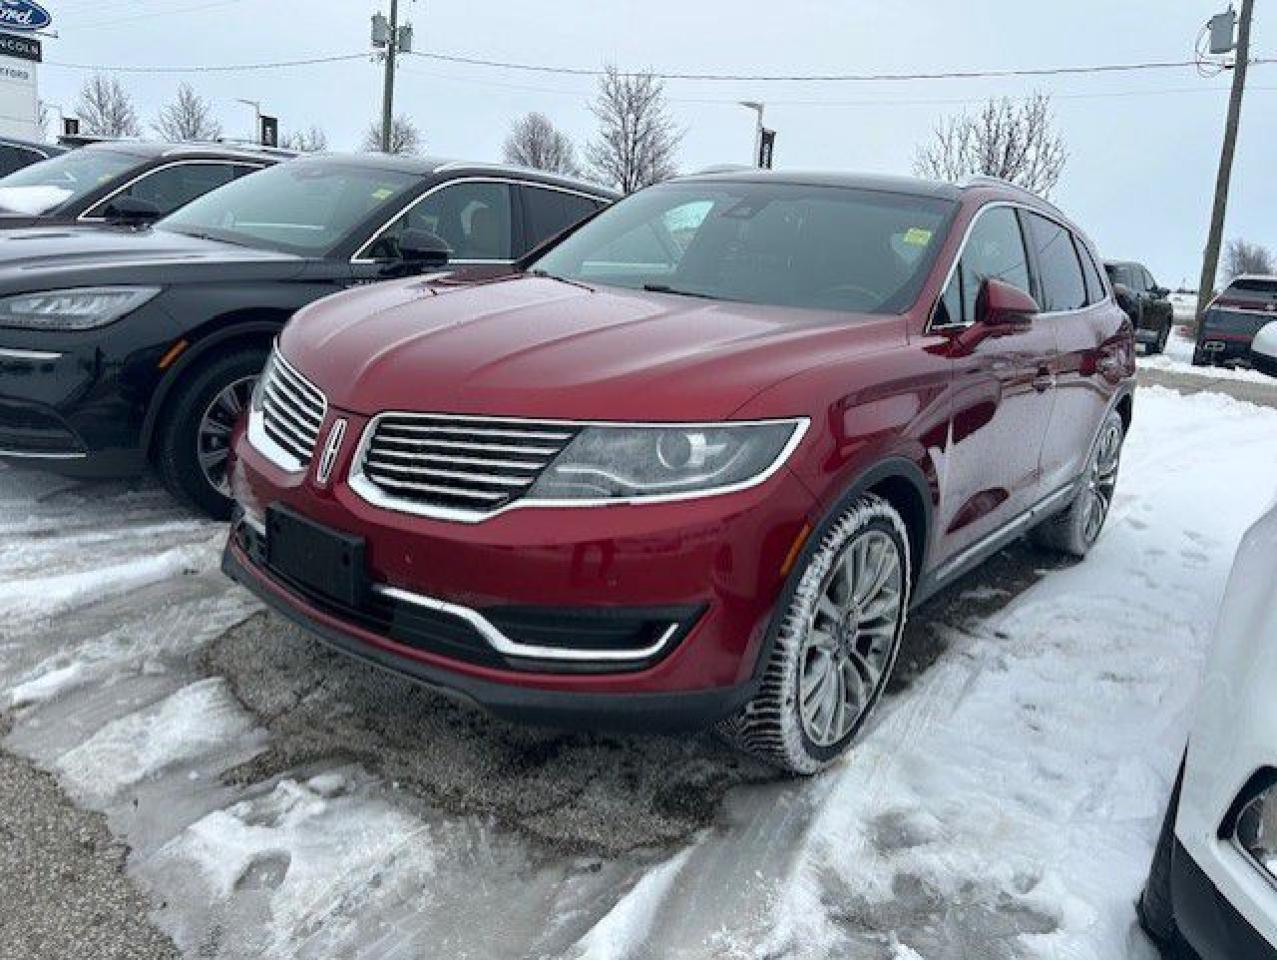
[1031,408,1124,559]
[1138,759,1185,948]
[153,347,267,519]
[1191,346,1208,367]
[718,494,912,775]
[1147,321,1170,355]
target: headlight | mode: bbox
[1234,780,1277,885]
[526,419,807,502]
[0,286,161,331]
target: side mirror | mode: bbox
[397,228,451,270]
[975,278,1040,328]
[102,195,162,226]
[1152,285,1170,299]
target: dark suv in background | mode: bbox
[0,140,289,228]
[0,154,616,516]
[1105,260,1174,354]
[1194,275,1277,367]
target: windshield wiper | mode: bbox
[642,283,721,301]
[528,268,593,292]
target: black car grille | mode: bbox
[356,414,580,515]
[261,352,327,468]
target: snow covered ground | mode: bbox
[2,384,1275,959]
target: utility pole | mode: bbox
[380,0,398,153]
[1196,0,1254,322]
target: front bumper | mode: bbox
[1172,839,1277,959]
[0,302,181,474]
[226,407,820,726]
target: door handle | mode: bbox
[1032,365,1055,392]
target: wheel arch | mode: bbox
[746,456,933,688]
[140,312,286,458]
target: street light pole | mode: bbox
[235,98,261,144]
[740,101,764,167]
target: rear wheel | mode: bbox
[719,494,911,775]
[1031,408,1124,559]
[153,347,267,519]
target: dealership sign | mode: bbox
[0,0,51,32]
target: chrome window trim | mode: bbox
[0,346,62,361]
[350,175,604,265]
[347,413,810,523]
[1229,834,1277,894]
[926,199,1112,334]
[77,159,266,222]
[372,583,680,663]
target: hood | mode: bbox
[0,225,305,291]
[279,274,907,421]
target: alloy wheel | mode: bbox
[196,375,256,497]
[1080,419,1123,545]
[797,528,904,747]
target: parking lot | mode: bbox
[1,366,1273,960]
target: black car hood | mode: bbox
[0,225,307,292]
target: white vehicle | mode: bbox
[1140,499,1277,958]
[1252,321,1277,378]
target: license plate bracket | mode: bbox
[266,504,366,608]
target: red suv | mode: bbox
[223,171,1135,774]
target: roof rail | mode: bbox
[961,174,1069,219]
[689,163,756,176]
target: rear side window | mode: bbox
[1075,238,1107,305]
[1026,213,1086,312]
[520,186,602,255]
[934,205,1031,325]
[0,144,43,177]
[87,161,245,218]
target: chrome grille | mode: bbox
[355,414,580,515]
[260,352,327,468]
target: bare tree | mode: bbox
[362,115,421,156]
[503,112,580,176]
[75,74,141,138]
[586,65,681,193]
[913,93,1067,197]
[1223,238,1275,279]
[153,82,222,142]
[281,125,328,153]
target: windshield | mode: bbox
[530,180,956,314]
[0,147,140,215]
[158,160,420,255]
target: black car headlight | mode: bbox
[1234,781,1277,884]
[526,419,807,502]
[0,286,161,331]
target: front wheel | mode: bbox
[1147,321,1170,355]
[153,347,267,519]
[1031,408,1125,558]
[719,494,912,775]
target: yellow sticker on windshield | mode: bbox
[903,227,933,246]
[371,187,394,200]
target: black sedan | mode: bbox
[0,153,616,516]
[0,136,65,177]
[0,140,288,228]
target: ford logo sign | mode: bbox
[0,0,52,31]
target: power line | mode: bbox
[407,51,1277,83]
[44,52,369,73]
[45,49,1276,82]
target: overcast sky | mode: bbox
[38,0,1274,287]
